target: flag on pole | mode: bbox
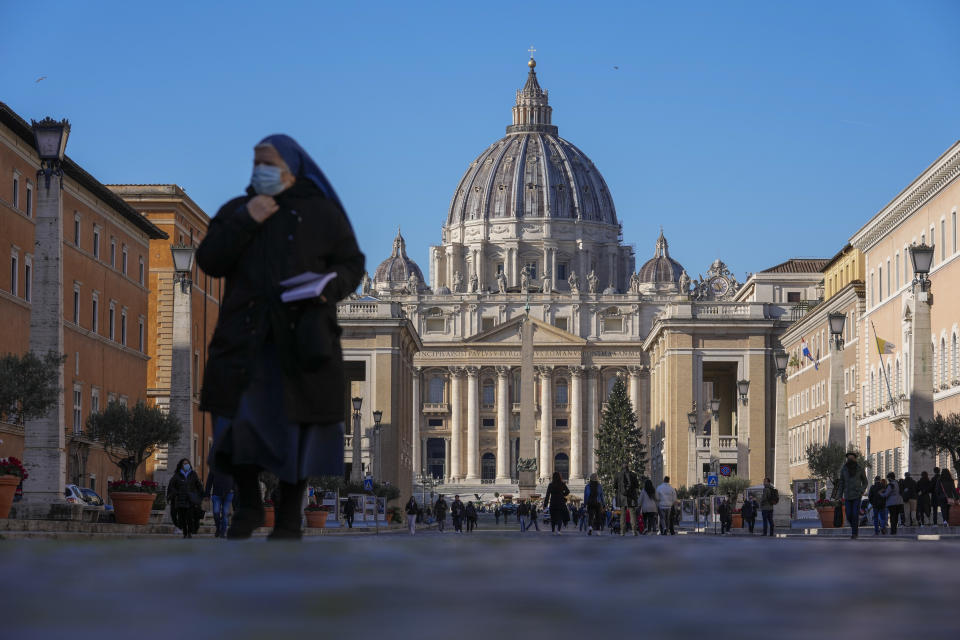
[875,335,896,354]
[801,337,819,370]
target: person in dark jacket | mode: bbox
[434,495,448,532]
[543,471,571,535]
[450,495,465,533]
[936,469,957,525]
[527,502,540,532]
[836,451,869,539]
[901,471,918,526]
[881,472,904,535]
[584,473,605,536]
[741,494,759,534]
[197,135,364,541]
[464,501,478,533]
[614,463,640,536]
[341,496,356,529]
[405,497,418,535]
[916,470,933,526]
[869,476,888,535]
[167,458,204,538]
[203,468,235,538]
[931,468,943,524]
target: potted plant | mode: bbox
[0,456,27,518]
[304,503,329,528]
[386,505,402,524]
[108,480,159,525]
[815,497,841,528]
[262,499,275,528]
[718,476,751,528]
[731,507,743,529]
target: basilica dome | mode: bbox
[373,230,425,294]
[638,229,684,286]
[446,60,618,227]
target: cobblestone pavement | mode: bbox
[3,526,958,639]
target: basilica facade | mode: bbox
[349,57,820,496]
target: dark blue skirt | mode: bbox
[210,344,344,484]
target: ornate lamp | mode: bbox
[352,397,362,413]
[373,410,383,426]
[909,243,934,288]
[737,379,750,404]
[687,409,697,431]
[31,117,71,188]
[709,397,721,414]
[170,244,195,294]
[774,349,789,379]
[828,312,846,350]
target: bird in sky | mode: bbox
[35,76,47,83]
[613,66,619,70]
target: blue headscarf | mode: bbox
[256,134,344,211]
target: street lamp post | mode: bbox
[735,379,749,478]
[687,407,698,486]
[158,244,196,487]
[906,242,935,472]
[373,409,383,483]
[827,311,847,445]
[709,397,721,478]
[21,118,71,514]
[773,348,792,525]
[350,397,363,483]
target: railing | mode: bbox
[696,436,738,450]
[480,479,496,484]
[790,299,821,322]
[554,403,569,411]
[481,403,495,411]
[344,435,353,448]
[693,304,753,318]
[422,403,449,413]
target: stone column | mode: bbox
[495,366,511,483]
[465,366,480,481]
[449,368,463,481]
[412,367,422,475]
[538,366,553,480]
[586,367,598,475]
[569,366,584,481]
[157,272,193,487]
[444,437,451,482]
[828,338,845,445]
[22,170,66,511]
[627,366,643,474]
[908,287,934,472]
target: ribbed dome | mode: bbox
[373,230,425,294]
[638,229,684,284]
[446,59,617,226]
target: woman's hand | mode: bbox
[246,195,279,223]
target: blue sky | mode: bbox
[3,1,959,281]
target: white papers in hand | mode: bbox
[279,272,336,303]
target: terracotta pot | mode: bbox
[731,513,743,529]
[0,475,20,518]
[263,505,275,528]
[305,510,328,528]
[949,503,960,527]
[109,492,155,525]
[817,506,840,528]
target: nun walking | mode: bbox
[198,134,364,540]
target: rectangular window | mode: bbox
[92,229,100,259]
[427,418,443,428]
[895,254,900,290]
[930,227,936,265]
[953,211,957,254]
[878,266,882,301]
[481,317,495,331]
[555,418,568,428]
[74,215,81,247]
[553,317,568,332]
[121,247,128,275]
[73,287,80,323]
[91,295,99,332]
[524,262,537,281]
[496,263,504,275]
[602,317,623,333]
[25,184,32,217]
[109,238,116,267]
[787,291,800,303]
[23,256,31,302]
[557,263,567,281]
[120,310,127,346]
[886,260,890,297]
[942,220,947,261]
[193,352,200,394]
[138,317,144,352]
[12,177,19,209]
[73,388,82,434]
[91,388,99,416]
[10,253,17,296]
[108,304,115,340]
[870,272,875,306]
[482,418,495,428]
[138,257,144,285]
[425,317,445,333]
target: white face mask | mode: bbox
[251,164,286,195]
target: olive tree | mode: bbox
[86,400,181,481]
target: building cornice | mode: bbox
[850,141,960,252]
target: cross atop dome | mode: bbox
[655,226,670,258]
[508,52,556,135]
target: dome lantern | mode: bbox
[373,228,426,295]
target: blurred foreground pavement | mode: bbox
[3,531,958,639]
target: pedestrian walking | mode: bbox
[465,501,477,532]
[405,496,418,535]
[203,468,235,538]
[167,458,204,538]
[342,496,355,529]
[544,471,570,535]
[869,476,888,535]
[451,495,465,533]
[494,506,501,525]
[518,500,530,532]
[639,479,659,535]
[759,477,779,537]
[655,476,678,535]
[836,451,868,538]
[584,473,605,536]
[615,463,640,536]
[528,502,540,532]
[741,494,758,534]
[901,471,918,526]
[916,471,932,526]
[936,469,957,525]
[881,472,904,535]
[198,134,364,541]
[434,495,448,532]
[718,498,732,534]
[931,468,942,524]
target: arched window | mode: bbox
[605,375,618,400]
[428,376,445,404]
[481,378,495,407]
[481,453,495,482]
[869,370,875,411]
[895,359,901,397]
[953,333,959,383]
[941,337,948,388]
[554,453,569,480]
[555,378,568,406]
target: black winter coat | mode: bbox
[543,480,570,510]
[197,180,364,424]
[167,470,204,510]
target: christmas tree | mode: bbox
[595,376,646,502]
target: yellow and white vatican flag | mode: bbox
[872,323,896,355]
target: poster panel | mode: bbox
[794,479,819,520]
